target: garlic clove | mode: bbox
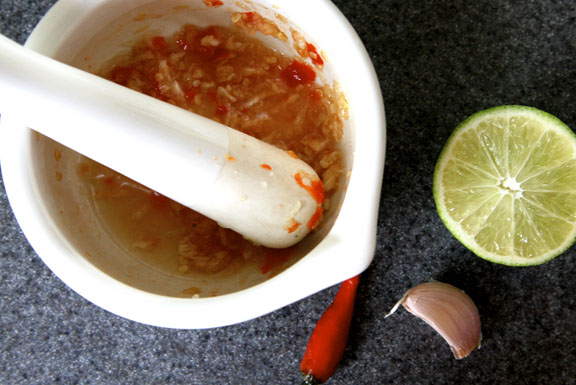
[387,281,482,359]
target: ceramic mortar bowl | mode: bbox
[0,0,385,328]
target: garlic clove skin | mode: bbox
[388,281,482,359]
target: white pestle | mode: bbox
[0,34,324,248]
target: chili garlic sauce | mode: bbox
[78,24,344,279]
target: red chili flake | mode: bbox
[286,220,301,234]
[202,0,223,7]
[216,105,229,115]
[104,176,117,186]
[197,31,229,60]
[244,12,258,25]
[309,89,323,102]
[260,164,272,171]
[307,205,323,230]
[286,150,299,159]
[151,36,167,51]
[294,172,325,204]
[184,88,198,103]
[282,60,316,87]
[306,43,324,66]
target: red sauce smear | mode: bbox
[260,164,272,170]
[294,172,324,230]
[306,43,324,66]
[282,61,316,87]
[294,172,325,204]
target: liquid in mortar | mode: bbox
[76,23,345,278]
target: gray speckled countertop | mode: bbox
[1,1,576,384]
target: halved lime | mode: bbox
[434,105,576,266]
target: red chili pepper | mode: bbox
[300,275,360,384]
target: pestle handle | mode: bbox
[0,34,323,248]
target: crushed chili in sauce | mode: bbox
[80,24,344,278]
[282,60,317,87]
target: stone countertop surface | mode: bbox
[1,1,575,384]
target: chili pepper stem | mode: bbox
[301,373,323,385]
